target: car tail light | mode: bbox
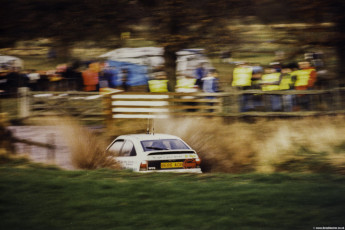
[140,161,148,171]
[183,159,197,168]
[196,157,201,167]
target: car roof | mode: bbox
[117,133,182,141]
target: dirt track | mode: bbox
[9,126,74,169]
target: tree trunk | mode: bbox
[164,45,178,92]
[334,1,345,86]
[336,41,345,86]
[335,15,345,86]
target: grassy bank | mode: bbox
[0,155,344,230]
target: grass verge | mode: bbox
[0,154,344,230]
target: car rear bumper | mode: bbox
[142,168,202,173]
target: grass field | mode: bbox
[0,154,344,230]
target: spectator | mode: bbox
[293,61,317,110]
[202,69,219,93]
[195,63,207,89]
[261,67,282,111]
[251,65,264,110]
[121,68,130,91]
[27,69,40,91]
[202,69,219,112]
[232,64,253,112]
[148,71,169,93]
[82,67,99,92]
[269,62,282,73]
[176,76,197,93]
[279,64,297,112]
[98,64,109,89]
[176,75,198,112]
[103,65,119,88]
[62,63,80,90]
[36,71,50,91]
[294,61,317,90]
[6,68,29,94]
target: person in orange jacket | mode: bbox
[82,67,99,91]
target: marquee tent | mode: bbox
[100,47,213,86]
[0,55,23,70]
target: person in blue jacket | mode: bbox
[103,65,119,88]
[202,68,219,93]
[202,69,219,112]
[195,63,207,89]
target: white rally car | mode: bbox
[106,133,202,173]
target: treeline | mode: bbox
[1,0,345,83]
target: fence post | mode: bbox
[102,93,113,130]
[228,90,240,113]
[18,87,30,118]
[47,133,55,163]
[333,88,342,111]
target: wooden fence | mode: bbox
[103,92,224,120]
[103,87,345,123]
[12,87,345,125]
[18,89,105,123]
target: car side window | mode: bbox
[120,140,136,157]
[108,140,124,155]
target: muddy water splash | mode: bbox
[155,116,345,173]
[38,115,345,173]
[53,117,120,170]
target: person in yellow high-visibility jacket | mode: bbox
[148,78,169,92]
[175,76,198,112]
[261,68,282,111]
[175,77,197,93]
[279,63,298,111]
[232,66,252,88]
[293,61,317,110]
[294,62,317,90]
[261,72,281,91]
[232,65,253,112]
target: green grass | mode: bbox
[1,155,344,230]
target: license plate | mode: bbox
[161,162,183,169]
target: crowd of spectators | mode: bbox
[0,52,328,113]
[231,58,322,112]
[0,61,132,95]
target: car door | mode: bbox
[107,139,125,156]
[115,140,138,171]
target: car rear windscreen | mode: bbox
[141,139,190,151]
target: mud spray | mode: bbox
[155,116,345,173]
[44,116,345,173]
[50,117,120,170]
